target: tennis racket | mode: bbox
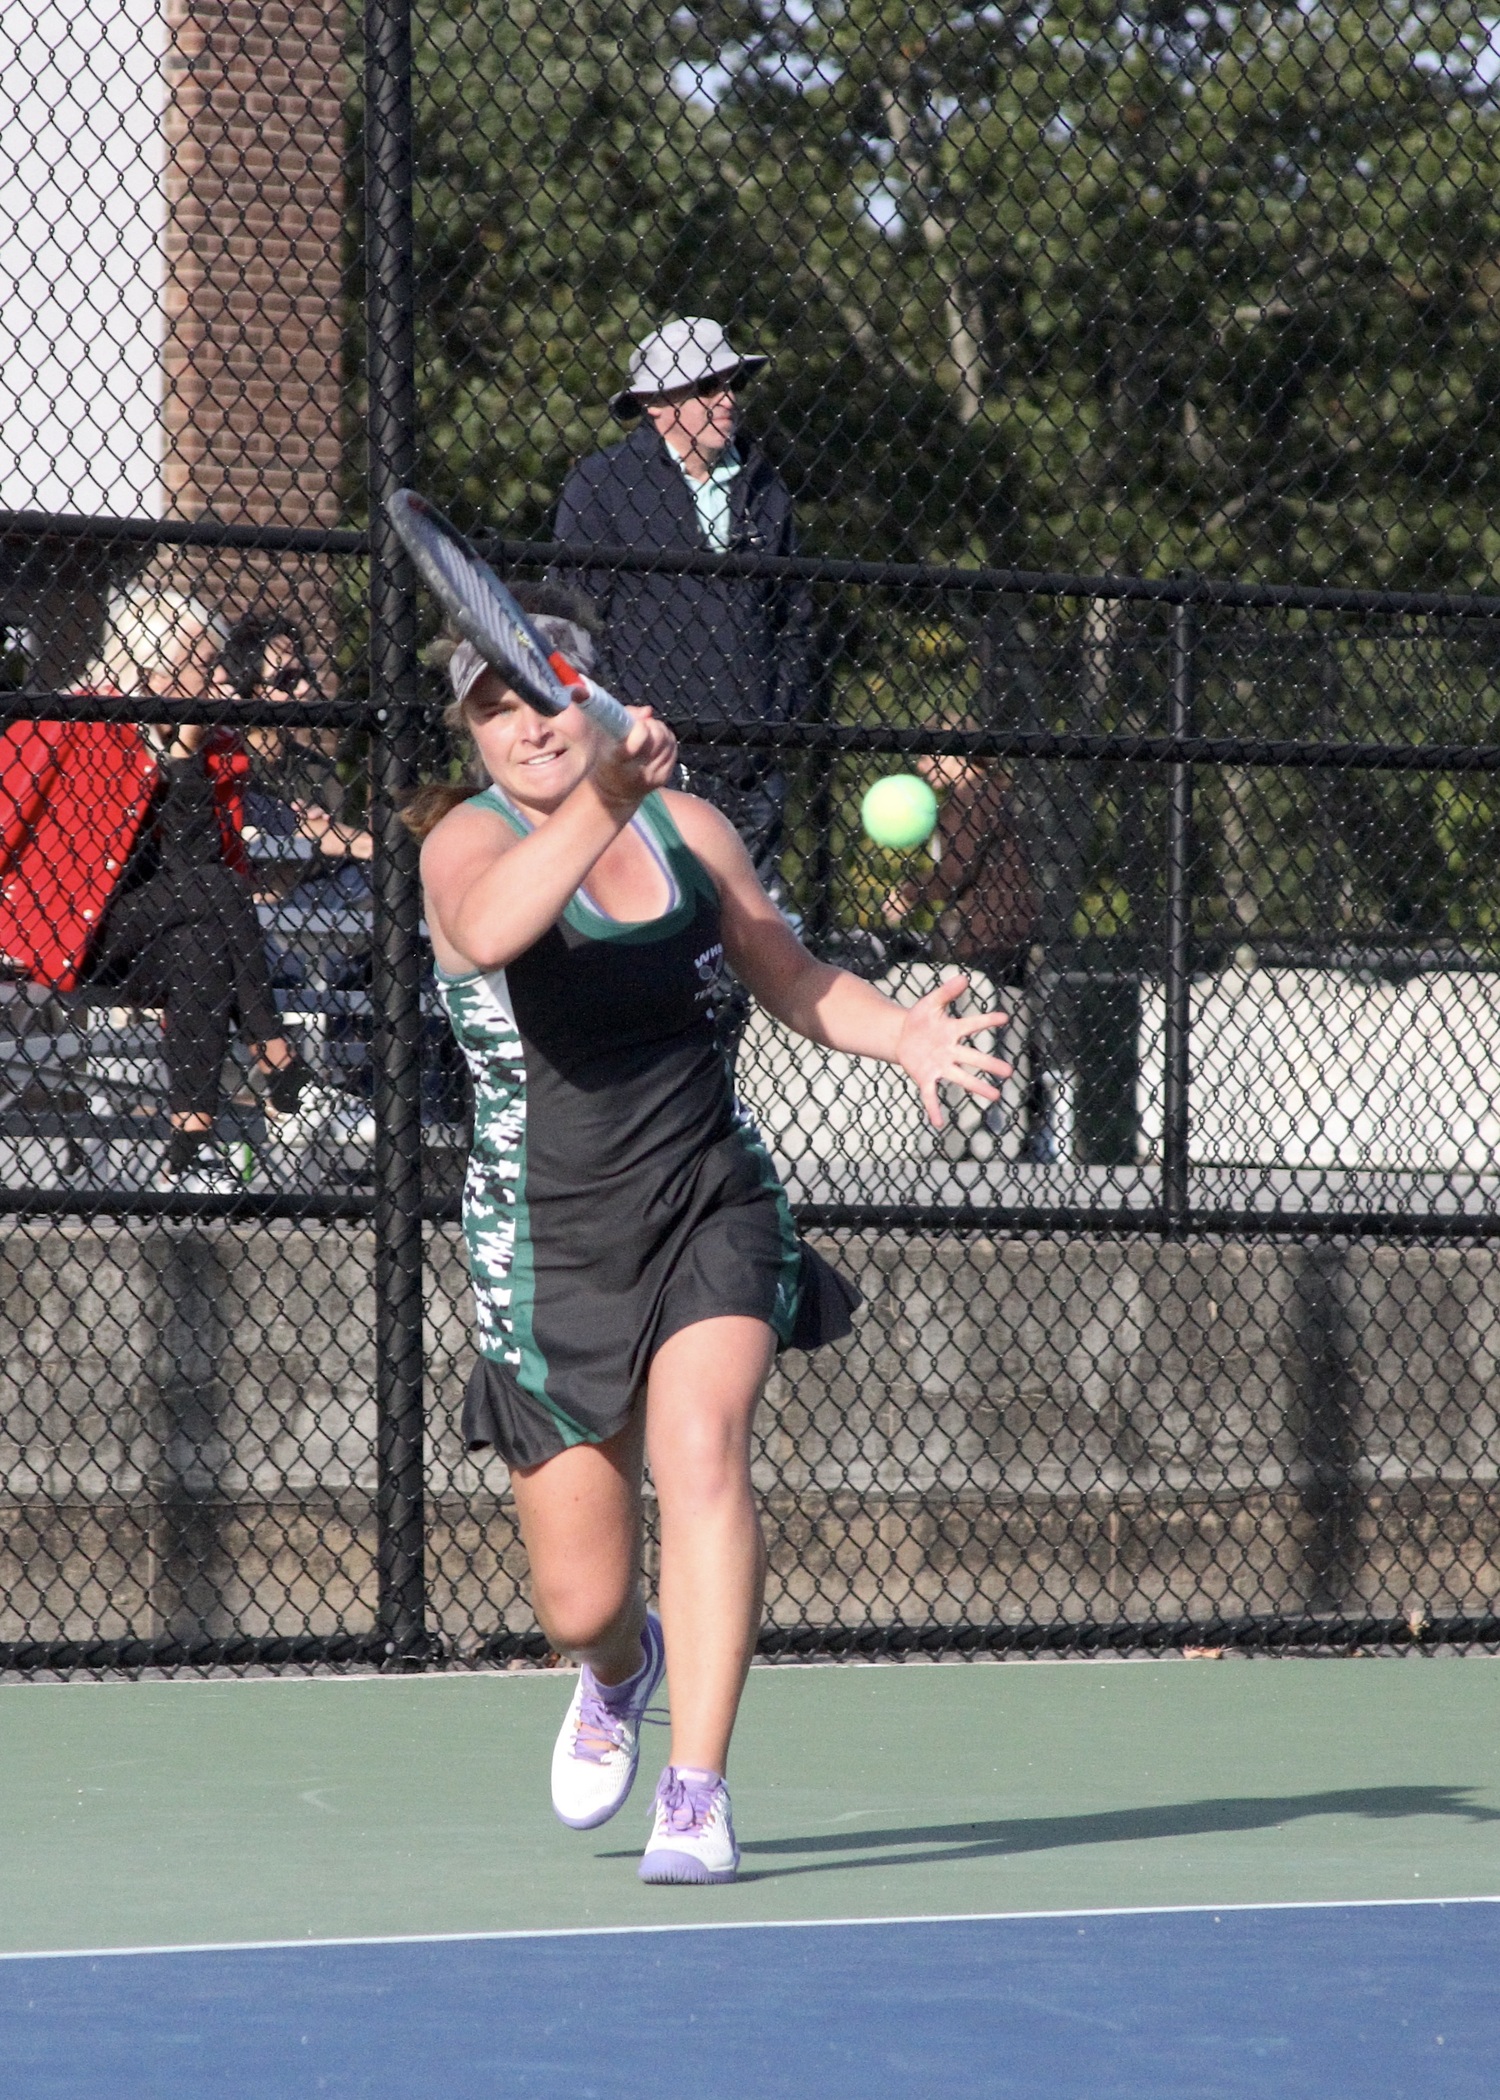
[386,489,634,740]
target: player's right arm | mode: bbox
[420,714,675,975]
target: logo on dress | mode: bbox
[693,942,726,1004]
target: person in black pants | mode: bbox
[79,588,370,1192]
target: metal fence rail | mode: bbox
[0,572,1499,1664]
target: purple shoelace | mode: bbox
[570,1632,665,1766]
[570,1674,632,1765]
[655,1768,721,1833]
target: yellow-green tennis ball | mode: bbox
[861,773,939,850]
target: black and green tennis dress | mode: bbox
[437,786,858,1469]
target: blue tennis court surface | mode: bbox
[3,1900,1495,2098]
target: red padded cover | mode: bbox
[0,712,251,991]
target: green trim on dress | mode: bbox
[469,786,707,946]
[434,962,594,1449]
[449,782,801,1403]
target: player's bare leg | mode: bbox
[632,1314,769,1882]
[645,1314,774,1775]
[514,1412,667,1832]
[510,1412,648,1685]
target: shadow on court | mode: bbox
[603,1786,1500,1883]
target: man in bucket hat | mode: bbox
[554,318,812,886]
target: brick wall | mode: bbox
[150,0,348,669]
[161,0,347,528]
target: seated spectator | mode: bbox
[882,735,1038,986]
[218,614,373,874]
[0,586,371,1191]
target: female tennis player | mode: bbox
[407,590,1010,1885]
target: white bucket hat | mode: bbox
[610,316,768,419]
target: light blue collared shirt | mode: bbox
[676,443,741,550]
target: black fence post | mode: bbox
[365,0,428,1661]
[804,615,837,948]
[1162,600,1195,1234]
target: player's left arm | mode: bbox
[666,793,1011,1127]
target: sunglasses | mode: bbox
[264,662,314,696]
[651,376,738,406]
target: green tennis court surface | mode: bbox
[3,1654,1497,1946]
[3,1656,1498,2096]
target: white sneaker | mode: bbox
[265,1081,375,1149]
[638,1767,740,1885]
[550,1610,666,1831]
[160,1146,244,1196]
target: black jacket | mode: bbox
[553,424,813,734]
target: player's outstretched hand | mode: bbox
[591,706,678,815]
[894,975,1012,1129]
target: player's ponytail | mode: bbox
[397,779,474,839]
[399,638,484,839]
[399,688,484,837]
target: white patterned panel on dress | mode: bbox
[439,967,527,1369]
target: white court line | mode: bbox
[0,1660,981,1689]
[2,1891,1497,1966]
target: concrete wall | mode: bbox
[3,1220,1498,1651]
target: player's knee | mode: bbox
[532,1580,634,1658]
[655,1427,753,1520]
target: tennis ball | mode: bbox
[861,773,939,850]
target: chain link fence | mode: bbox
[2,1,1500,1664]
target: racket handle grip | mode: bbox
[579,687,635,740]
[547,652,634,741]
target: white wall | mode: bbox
[736,963,1028,1193]
[0,0,167,518]
[1138,965,1500,1173]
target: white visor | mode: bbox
[447,620,597,708]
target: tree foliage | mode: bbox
[341,3,1500,954]
[377,0,1500,590]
